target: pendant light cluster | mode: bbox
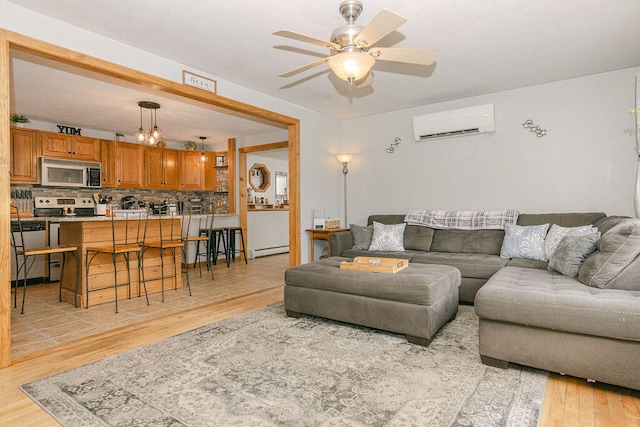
[135,101,164,145]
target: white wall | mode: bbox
[341,68,638,225]
[1,0,343,263]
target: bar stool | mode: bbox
[199,220,227,267]
[141,212,190,302]
[182,212,214,280]
[224,226,248,267]
[85,211,148,313]
[11,204,81,314]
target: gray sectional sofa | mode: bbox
[328,212,640,391]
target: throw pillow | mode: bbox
[578,220,640,288]
[500,224,549,261]
[548,233,600,277]
[368,221,406,251]
[403,225,434,251]
[350,224,373,250]
[544,224,598,260]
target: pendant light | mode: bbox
[199,136,207,162]
[134,101,163,145]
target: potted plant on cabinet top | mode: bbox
[10,114,30,127]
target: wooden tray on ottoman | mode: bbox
[340,256,409,273]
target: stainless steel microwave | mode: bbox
[40,157,102,188]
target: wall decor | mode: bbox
[182,70,217,94]
[386,137,401,153]
[57,125,81,136]
[522,119,547,137]
[249,163,271,192]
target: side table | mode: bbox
[305,228,350,261]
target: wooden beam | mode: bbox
[0,31,11,368]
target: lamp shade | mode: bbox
[336,153,354,163]
[328,52,375,82]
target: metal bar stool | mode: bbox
[11,204,81,314]
[141,212,190,302]
[85,211,148,313]
[198,218,227,268]
[224,226,248,267]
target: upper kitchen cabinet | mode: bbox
[41,131,101,162]
[180,150,205,190]
[116,141,144,188]
[100,139,116,187]
[10,127,39,184]
[145,146,180,190]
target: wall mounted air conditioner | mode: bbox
[413,104,495,141]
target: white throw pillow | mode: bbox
[544,224,598,261]
[500,224,549,261]
[368,221,406,251]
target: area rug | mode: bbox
[21,303,547,426]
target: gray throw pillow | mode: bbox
[544,224,597,261]
[500,224,549,261]
[350,224,373,250]
[368,221,406,251]
[548,233,600,277]
[403,225,434,251]
[578,220,640,288]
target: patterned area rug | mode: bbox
[21,304,547,426]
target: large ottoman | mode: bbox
[284,257,461,345]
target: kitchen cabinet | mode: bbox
[180,150,205,190]
[100,139,116,187]
[40,131,101,162]
[116,142,144,188]
[145,146,180,189]
[10,127,39,184]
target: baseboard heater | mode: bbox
[250,245,290,258]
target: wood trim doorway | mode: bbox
[239,141,290,258]
[0,29,301,368]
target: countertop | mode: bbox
[17,213,238,222]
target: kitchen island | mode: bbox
[58,217,183,308]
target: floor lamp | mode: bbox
[336,153,354,226]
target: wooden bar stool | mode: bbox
[183,213,214,280]
[141,212,190,302]
[224,226,248,267]
[85,211,148,313]
[11,204,81,314]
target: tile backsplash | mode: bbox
[10,185,230,214]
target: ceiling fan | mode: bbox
[274,1,438,88]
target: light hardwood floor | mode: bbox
[3,254,640,426]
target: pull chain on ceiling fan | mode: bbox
[274,1,438,88]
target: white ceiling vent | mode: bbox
[413,104,495,141]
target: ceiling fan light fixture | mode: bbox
[328,51,375,83]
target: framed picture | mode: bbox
[216,155,224,166]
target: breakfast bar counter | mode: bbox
[58,218,183,308]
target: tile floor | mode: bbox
[10,254,289,360]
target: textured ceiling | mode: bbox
[6,0,640,139]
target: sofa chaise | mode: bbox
[326,211,640,390]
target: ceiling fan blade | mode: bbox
[355,9,407,48]
[278,57,330,78]
[273,30,340,50]
[371,48,438,65]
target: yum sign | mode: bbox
[57,125,81,136]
